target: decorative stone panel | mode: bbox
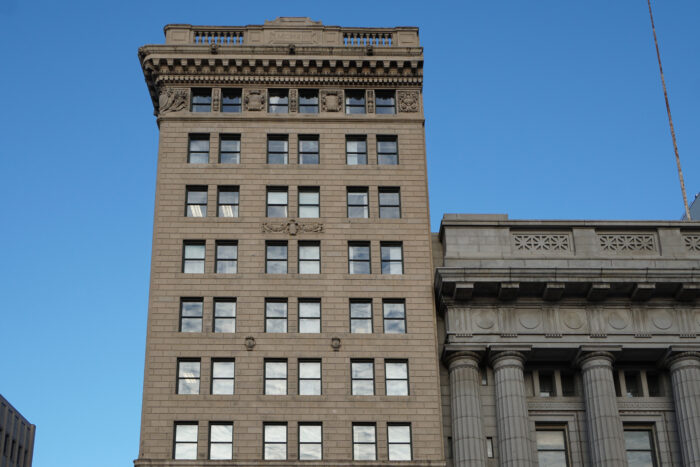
[289,88,298,113]
[397,90,420,112]
[511,232,572,252]
[320,89,343,112]
[366,89,375,113]
[211,88,221,112]
[261,219,323,236]
[244,89,266,111]
[598,232,658,253]
[683,234,700,252]
[157,87,189,114]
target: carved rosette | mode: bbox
[244,89,266,111]
[157,87,189,114]
[321,90,343,112]
[262,219,323,236]
[366,90,375,113]
[398,90,420,112]
[289,89,298,113]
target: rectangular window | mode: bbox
[185,186,207,217]
[213,299,236,333]
[375,90,396,114]
[267,136,288,164]
[625,371,643,397]
[217,186,239,217]
[268,89,289,113]
[299,89,319,114]
[265,299,288,333]
[379,188,401,218]
[298,136,319,164]
[377,136,398,165]
[345,90,366,114]
[299,300,321,333]
[263,423,287,460]
[180,298,203,333]
[183,241,205,273]
[209,423,233,460]
[221,89,242,113]
[381,242,403,274]
[299,360,321,395]
[188,134,209,163]
[298,187,320,218]
[352,424,376,460]
[385,360,409,396]
[624,428,657,466]
[219,135,240,164]
[298,423,322,460]
[383,300,406,334]
[215,241,237,274]
[266,241,288,274]
[191,88,211,112]
[264,360,287,395]
[351,360,374,395]
[646,372,662,397]
[539,372,556,397]
[349,242,371,274]
[174,423,198,460]
[177,359,200,394]
[388,424,412,461]
[211,360,235,395]
[267,187,288,217]
[561,372,576,396]
[299,241,320,274]
[347,188,369,218]
[346,136,367,165]
[350,300,372,334]
[536,429,570,466]
[487,437,494,458]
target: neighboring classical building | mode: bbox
[434,215,700,466]
[0,394,35,467]
[136,18,444,466]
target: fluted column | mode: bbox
[668,352,700,466]
[490,351,534,466]
[447,352,486,467]
[577,351,627,466]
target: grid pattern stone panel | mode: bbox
[597,233,658,253]
[512,232,572,253]
[683,234,700,252]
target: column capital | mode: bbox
[576,350,615,370]
[445,351,483,371]
[489,350,526,369]
[666,351,700,370]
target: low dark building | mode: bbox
[0,395,35,467]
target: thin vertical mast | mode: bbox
[647,0,691,220]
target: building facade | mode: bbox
[136,18,444,466]
[435,215,700,466]
[0,394,35,467]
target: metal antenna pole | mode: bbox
[647,0,691,220]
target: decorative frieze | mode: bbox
[512,232,572,252]
[321,89,343,112]
[261,219,323,236]
[157,87,189,114]
[244,89,266,111]
[683,234,700,252]
[598,233,657,253]
[397,90,419,112]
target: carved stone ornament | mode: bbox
[245,336,256,351]
[366,90,375,113]
[289,89,298,113]
[321,90,343,112]
[262,219,323,236]
[512,232,572,252]
[211,88,221,112]
[331,337,341,351]
[158,87,189,114]
[244,89,266,111]
[598,233,657,253]
[683,234,700,252]
[398,90,420,112]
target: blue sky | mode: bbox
[1,1,698,466]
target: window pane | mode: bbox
[265,380,286,394]
[266,302,287,317]
[210,444,232,460]
[267,245,287,260]
[353,425,375,443]
[538,451,568,467]
[349,246,370,260]
[266,319,287,333]
[264,444,286,460]
[347,154,367,165]
[348,206,368,218]
[299,246,320,260]
[185,244,205,259]
[346,140,367,152]
[352,380,373,395]
[190,139,209,151]
[267,206,287,217]
[213,362,234,378]
[265,425,286,442]
[182,301,202,317]
[382,262,403,274]
[181,317,201,332]
[268,140,288,152]
[265,362,287,378]
[217,245,237,259]
[219,191,239,204]
[175,443,197,460]
[177,424,198,442]
[299,302,320,317]
[220,139,240,151]
[377,140,397,153]
[352,362,373,379]
[350,262,371,274]
[351,302,372,317]
[300,362,320,378]
[354,444,375,460]
[386,362,407,379]
[184,260,204,274]
[299,319,320,333]
[267,261,287,274]
[215,301,236,317]
[298,206,318,218]
[299,191,319,204]
[351,320,372,333]
[386,380,408,396]
[212,380,234,395]
[300,425,322,442]
[214,318,235,333]
[299,380,321,395]
[385,320,405,333]
[381,246,402,260]
[537,431,565,449]
[299,140,319,152]
[383,302,405,318]
[211,424,232,442]
[267,191,288,204]
[348,192,368,205]
[389,444,411,461]
[300,444,322,460]
[624,431,652,450]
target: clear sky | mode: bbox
[1,1,698,466]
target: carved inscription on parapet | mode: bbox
[397,90,420,112]
[245,89,266,111]
[158,87,189,114]
[598,233,657,253]
[321,90,343,112]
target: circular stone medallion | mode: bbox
[651,310,673,330]
[608,310,630,330]
[563,311,584,330]
[518,310,541,329]
[475,310,496,330]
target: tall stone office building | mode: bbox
[136,18,444,466]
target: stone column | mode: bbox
[578,351,627,466]
[490,351,534,466]
[446,352,486,467]
[668,352,700,466]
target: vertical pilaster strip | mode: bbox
[447,352,486,467]
[668,352,700,466]
[490,351,534,467]
[577,351,627,466]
